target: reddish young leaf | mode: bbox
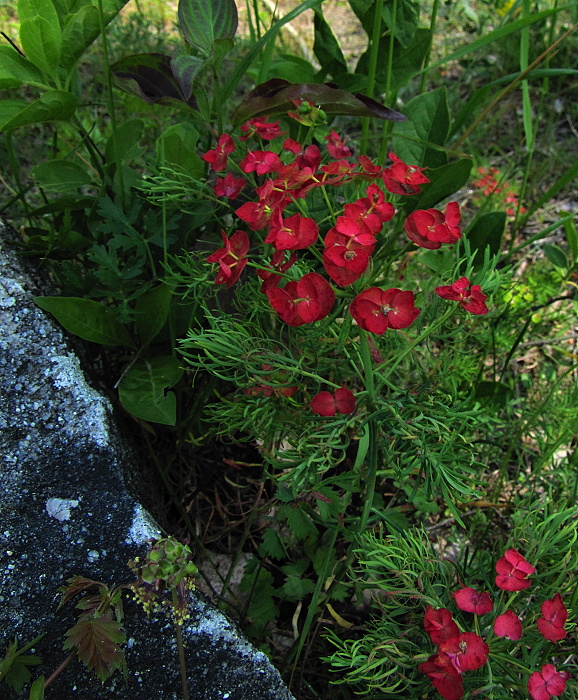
[64,615,127,683]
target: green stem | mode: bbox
[361,0,385,154]
[358,331,378,534]
[172,590,190,700]
[96,0,125,207]
[419,0,441,93]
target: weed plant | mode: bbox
[0,0,577,697]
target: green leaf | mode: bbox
[34,296,135,346]
[448,84,492,139]
[18,0,62,28]
[259,529,288,560]
[563,215,578,265]
[282,574,316,600]
[105,118,145,164]
[0,640,42,693]
[31,159,93,191]
[412,159,473,211]
[231,80,406,125]
[178,0,238,58]
[0,46,47,88]
[156,122,203,177]
[118,356,184,425]
[19,16,61,76]
[391,87,450,167]
[313,6,348,81]
[0,91,78,131]
[29,676,45,700]
[284,505,318,540]
[543,242,568,269]
[134,283,173,346]
[170,54,204,101]
[467,212,507,269]
[64,616,126,683]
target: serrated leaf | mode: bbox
[391,87,450,167]
[59,576,105,609]
[178,0,238,58]
[31,159,93,191]
[0,46,47,88]
[64,616,126,683]
[285,505,318,541]
[118,356,184,425]
[0,91,78,132]
[231,80,406,125]
[258,529,287,560]
[34,296,135,347]
[282,575,316,600]
[0,640,42,693]
[134,283,173,346]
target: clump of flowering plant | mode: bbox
[419,548,572,700]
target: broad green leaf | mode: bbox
[313,7,347,81]
[543,242,568,269]
[105,118,145,164]
[231,80,406,125]
[467,212,507,269]
[0,46,47,88]
[563,216,578,265]
[156,122,203,177]
[170,54,204,101]
[59,0,128,71]
[391,87,449,167]
[118,356,184,425]
[34,296,135,346]
[134,283,173,346]
[0,91,78,131]
[412,159,473,211]
[178,0,238,58]
[268,53,317,84]
[381,0,419,48]
[18,0,61,28]
[19,16,61,76]
[448,84,492,139]
[31,159,93,191]
[420,247,455,274]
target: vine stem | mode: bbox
[43,653,74,689]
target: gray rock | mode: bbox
[0,221,295,700]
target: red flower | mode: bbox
[311,387,356,416]
[350,288,420,335]
[206,230,250,287]
[266,272,334,326]
[453,587,493,615]
[239,150,283,175]
[240,117,285,141]
[356,155,383,179]
[264,213,319,250]
[495,548,535,591]
[493,610,522,640]
[404,202,461,249]
[322,229,373,287]
[214,173,246,199]
[419,653,464,700]
[528,665,570,700]
[325,130,352,159]
[382,152,429,195]
[438,632,489,673]
[424,606,460,645]
[435,277,489,315]
[202,134,235,171]
[537,593,568,643]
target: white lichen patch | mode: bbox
[46,497,79,522]
[126,504,161,545]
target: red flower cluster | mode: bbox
[421,549,571,700]
[421,606,488,700]
[266,272,334,327]
[435,276,489,315]
[472,166,526,217]
[206,230,250,287]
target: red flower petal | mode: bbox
[453,587,493,615]
[493,610,522,640]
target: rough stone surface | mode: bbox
[0,221,295,700]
